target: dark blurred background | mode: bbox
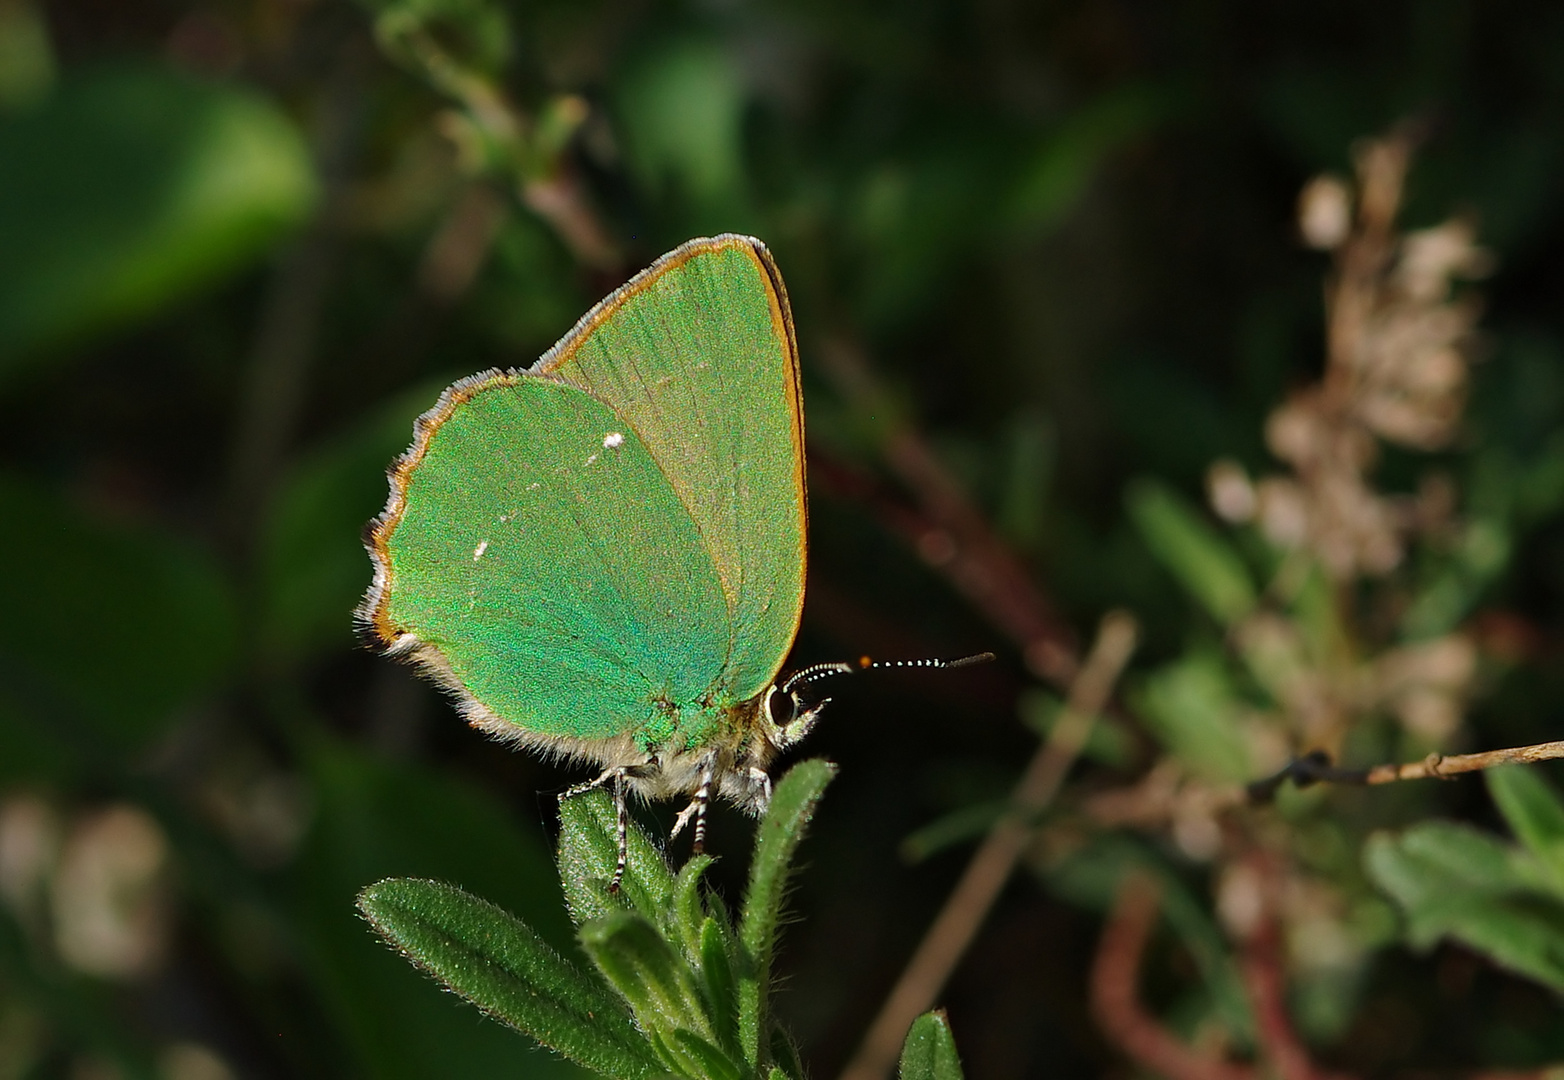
[4,1,1564,1078]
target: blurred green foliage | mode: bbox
[1368,767,1564,994]
[5,0,1564,1078]
[0,62,316,372]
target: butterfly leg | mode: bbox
[559,766,631,893]
[609,769,629,893]
[746,766,774,815]
[562,766,618,799]
[668,754,717,853]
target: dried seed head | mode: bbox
[1298,175,1353,249]
[1207,459,1257,523]
[51,805,171,979]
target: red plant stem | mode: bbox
[1238,914,1354,1080]
[1091,875,1257,1080]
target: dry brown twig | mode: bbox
[1086,739,1564,832]
[1362,739,1564,782]
[814,335,1137,1080]
[840,610,1138,1080]
[1247,739,1564,803]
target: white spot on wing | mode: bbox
[473,540,489,560]
[603,431,624,449]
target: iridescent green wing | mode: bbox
[359,371,732,744]
[537,235,807,703]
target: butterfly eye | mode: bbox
[764,685,797,727]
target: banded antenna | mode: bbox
[781,651,996,698]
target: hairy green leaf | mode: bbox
[700,917,740,1056]
[557,788,676,926]
[899,1011,964,1080]
[357,878,659,1080]
[737,759,835,1070]
[579,910,713,1044]
[669,1029,746,1080]
[672,853,715,961]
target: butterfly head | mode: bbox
[759,651,996,750]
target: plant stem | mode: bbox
[1364,741,1564,783]
[1247,740,1564,803]
[839,611,1138,1080]
[1091,874,1257,1080]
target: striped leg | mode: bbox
[560,767,630,893]
[669,756,716,854]
[562,765,618,799]
[609,769,629,893]
[691,759,714,854]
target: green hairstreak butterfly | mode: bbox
[358,234,987,884]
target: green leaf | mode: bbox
[672,853,715,962]
[1366,824,1564,993]
[1132,651,1253,782]
[578,910,713,1046]
[700,917,740,1057]
[1126,478,1257,625]
[737,759,836,1071]
[669,1029,746,1080]
[898,1011,965,1080]
[556,788,676,927]
[358,879,660,1080]
[0,62,315,373]
[1365,822,1536,906]
[1487,766,1564,889]
[1386,890,1564,992]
